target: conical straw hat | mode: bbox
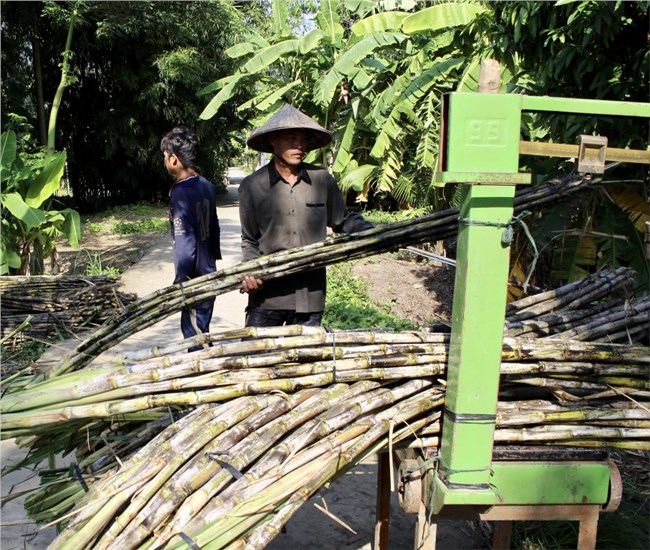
[246,104,332,153]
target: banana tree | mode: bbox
[0,130,80,275]
[199,0,491,209]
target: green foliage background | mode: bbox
[1,1,246,212]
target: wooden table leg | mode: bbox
[375,452,391,549]
[577,508,599,550]
[492,520,512,550]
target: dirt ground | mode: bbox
[351,252,455,328]
[52,231,164,276]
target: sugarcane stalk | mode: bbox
[20,176,591,380]
[506,296,629,337]
[94,395,296,550]
[533,440,649,450]
[51,398,267,548]
[3,333,647,435]
[496,406,650,427]
[494,425,650,442]
[176,385,444,543]
[159,382,406,540]
[166,388,444,549]
[553,305,650,341]
[4,328,646,413]
[506,267,634,321]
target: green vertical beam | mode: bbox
[437,93,524,491]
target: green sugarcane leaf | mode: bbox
[2,192,46,228]
[402,2,488,35]
[350,11,410,36]
[1,130,17,175]
[25,151,66,208]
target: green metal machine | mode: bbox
[380,88,650,549]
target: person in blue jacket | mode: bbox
[160,126,221,350]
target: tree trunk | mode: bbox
[31,2,47,147]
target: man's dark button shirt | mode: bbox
[239,162,372,313]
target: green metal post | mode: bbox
[428,92,650,514]
[435,93,526,497]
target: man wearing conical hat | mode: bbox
[239,104,373,327]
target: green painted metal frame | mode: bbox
[431,92,650,513]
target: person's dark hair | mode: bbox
[160,126,200,169]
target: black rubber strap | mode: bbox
[73,463,89,492]
[444,406,496,423]
[207,453,244,480]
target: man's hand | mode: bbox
[241,275,264,294]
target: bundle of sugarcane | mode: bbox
[3,327,647,438]
[34,366,648,548]
[505,267,649,343]
[40,379,444,549]
[0,275,137,348]
[5,325,646,547]
[26,174,593,381]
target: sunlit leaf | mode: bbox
[225,43,257,59]
[272,0,289,38]
[256,80,303,111]
[340,164,377,193]
[351,12,410,36]
[316,32,407,106]
[299,28,324,54]
[240,40,300,74]
[344,0,375,18]
[200,76,251,119]
[2,193,46,228]
[317,0,344,46]
[25,151,66,208]
[333,114,357,173]
[607,188,650,233]
[61,208,82,250]
[402,2,488,34]
[198,74,246,96]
